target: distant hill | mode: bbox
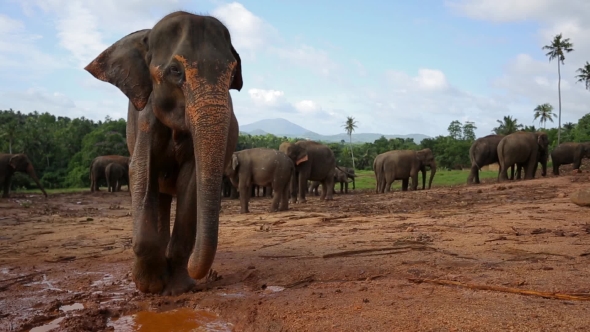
[239,118,430,144]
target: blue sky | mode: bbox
[1,0,589,138]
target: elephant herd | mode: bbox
[467,131,590,185]
[4,11,588,297]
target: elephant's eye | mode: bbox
[169,65,181,75]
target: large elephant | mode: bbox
[376,149,437,193]
[84,11,243,295]
[90,155,129,192]
[550,142,590,175]
[0,154,47,198]
[279,140,336,203]
[225,148,294,213]
[105,162,126,192]
[467,134,505,184]
[497,131,549,182]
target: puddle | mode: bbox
[60,303,84,312]
[30,317,65,332]
[108,307,232,332]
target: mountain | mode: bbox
[239,118,430,144]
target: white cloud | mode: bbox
[294,100,320,113]
[0,14,63,78]
[248,88,287,108]
[272,44,339,77]
[212,2,279,57]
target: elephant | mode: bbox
[550,142,590,175]
[105,162,126,192]
[84,11,243,295]
[279,140,336,203]
[309,166,356,194]
[225,148,294,213]
[467,134,505,184]
[0,154,47,198]
[221,175,238,198]
[90,155,129,192]
[251,185,272,198]
[375,149,437,193]
[497,131,549,182]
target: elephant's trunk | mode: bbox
[428,161,437,189]
[185,77,232,280]
[26,164,47,197]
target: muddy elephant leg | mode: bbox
[297,170,309,203]
[2,176,11,198]
[162,163,197,296]
[270,184,281,212]
[319,180,327,200]
[402,178,409,191]
[239,180,251,213]
[279,183,289,211]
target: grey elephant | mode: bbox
[90,155,129,192]
[497,131,549,182]
[550,142,590,175]
[85,12,243,295]
[105,162,126,192]
[309,166,356,194]
[0,154,48,198]
[467,134,505,184]
[225,148,294,213]
[279,140,336,203]
[375,149,437,193]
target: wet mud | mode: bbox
[2,169,590,331]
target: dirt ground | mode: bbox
[2,170,590,332]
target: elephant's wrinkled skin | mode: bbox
[225,148,294,213]
[375,149,437,193]
[497,131,549,182]
[84,11,243,295]
[279,140,336,203]
[90,155,129,192]
[0,154,47,198]
[105,162,126,192]
[550,142,590,175]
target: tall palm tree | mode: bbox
[543,33,574,145]
[343,116,358,169]
[533,103,555,129]
[575,61,590,90]
[492,116,523,135]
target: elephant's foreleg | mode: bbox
[402,178,409,191]
[325,174,335,200]
[2,177,11,198]
[279,182,289,211]
[297,172,308,203]
[163,163,197,296]
[239,180,251,213]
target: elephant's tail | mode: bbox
[469,145,481,171]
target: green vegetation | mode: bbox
[353,169,499,190]
[1,107,589,194]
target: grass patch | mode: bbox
[353,169,498,190]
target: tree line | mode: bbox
[2,108,590,191]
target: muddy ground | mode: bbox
[2,170,590,332]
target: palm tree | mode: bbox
[543,33,574,145]
[575,61,590,90]
[533,103,555,129]
[492,116,523,135]
[343,116,358,169]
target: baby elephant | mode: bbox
[105,162,126,192]
[226,148,295,213]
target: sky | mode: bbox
[1,0,589,138]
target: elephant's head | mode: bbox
[416,148,437,189]
[536,132,549,176]
[84,12,243,280]
[9,154,48,198]
[225,152,240,188]
[280,142,308,166]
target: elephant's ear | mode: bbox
[296,151,308,165]
[229,45,243,91]
[84,29,152,111]
[231,153,239,170]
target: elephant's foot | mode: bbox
[324,196,334,201]
[162,268,196,296]
[132,256,169,294]
[297,198,307,204]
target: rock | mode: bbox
[557,192,567,198]
[570,188,590,207]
